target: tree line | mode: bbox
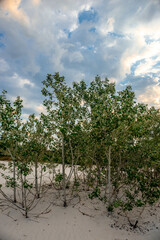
[0,73,159,227]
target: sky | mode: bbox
[0,0,160,119]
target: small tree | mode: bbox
[42,73,79,206]
[0,90,23,203]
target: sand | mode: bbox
[0,161,159,240]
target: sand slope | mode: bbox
[0,161,159,240]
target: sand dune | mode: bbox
[0,161,159,240]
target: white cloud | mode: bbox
[69,51,84,63]
[0,58,9,72]
[18,96,44,116]
[11,73,35,88]
[107,40,117,48]
[135,57,160,76]
[32,0,41,5]
[98,17,115,36]
[137,84,160,108]
[21,113,29,123]
[0,0,29,25]
[36,104,47,115]
[109,77,117,83]
[120,40,160,79]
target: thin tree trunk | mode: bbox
[13,159,16,203]
[69,139,77,182]
[105,153,108,199]
[39,165,43,196]
[96,164,100,187]
[8,148,16,203]
[67,139,75,183]
[62,135,67,207]
[118,152,121,177]
[24,176,28,218]
[107,146,111,204]
[73,165,77,182]
[21,173,24,208]
[35,159,39,198]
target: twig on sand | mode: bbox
[33,203,52,218]
[78,208,94,218]
[6,211,17,221]
[68,194,81,207]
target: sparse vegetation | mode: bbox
[0,73,159,228]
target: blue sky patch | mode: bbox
[63,29,72,38]
[78,8,98,24]
[153,61,160,69]
[89,27,96,33]
[87,45,94,50]
[0,33,5,48]
[108,32,124,38]
[0,42,5,48]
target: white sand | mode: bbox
[0,161,159,240]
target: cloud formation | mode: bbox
[0,0,160,116]
[0,0,29,25]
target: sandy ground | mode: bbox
[0,161,159,240]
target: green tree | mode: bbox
[0,90,23,202]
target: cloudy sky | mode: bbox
[0,0,160,118]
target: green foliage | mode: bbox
[23,181,33,189]
[55,173,63,183]
[107,204,114,212]
[1,174,17,188]
[0,73,159,221]
[0,163,6,171]
[88,187,101,200]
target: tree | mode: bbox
[42,73,83,206]
[0,90,23,203]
